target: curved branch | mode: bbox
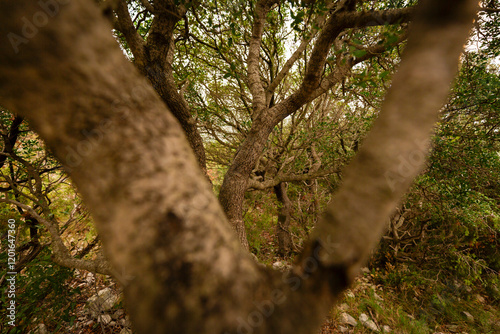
[298,6,414,98]
[0,198,113,276]
[247,0,278,115]
[0,115,23,168]
[139,0,154,13]
[479,7,500,13]
[114,0,146,64]
[248,168,340,190]
[266,0,338,100]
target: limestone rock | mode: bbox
[339,325,349,333]
[338,303,349,311]
[462,311,474,322]
[32,324,48,334]
[339,312,358,327]
[98,314,112,325]
[86,288,120,318]
[359,313,379,332]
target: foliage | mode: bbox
[365,52,500,331]
[0,248,78,333]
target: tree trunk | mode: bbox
[218,113,277,249]
[114,1,210,179]
[274,182,293,256]
[218,94,309,248]
[0,0,477,333]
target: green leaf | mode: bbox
[386,33,399,45]
[380,71,390,79]
[352,49,367,58]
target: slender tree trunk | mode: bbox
[218,112,278,249]
[274,182,293,256]
[218,98,305,248]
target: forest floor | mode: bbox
[16,230,500,334]
[24,258,499,334]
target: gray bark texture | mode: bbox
[0,0,477,333]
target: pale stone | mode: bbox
[359,313,379,332]
[462,311,474,322]
[32,324,48,334]
[86,288,120,317]
[98,314,112,325]
[339,312,358,327]
[475,294,486,303]
[339,325,349,333]
[113,309,125,319]
[373,292,384,301]
[338,303,349,311]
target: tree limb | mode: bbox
[297,6,414,99]
[0,198,113,276]
[139,0,154,13]
[248,0,278,115]
[114,0,146,64]
[479,7,500,13]
[248,168,340,190]
[0,115,23,168]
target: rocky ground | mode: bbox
[28,264,498,334]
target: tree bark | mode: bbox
[114,0,209,178]
[0,0,477,333]
[274,182,293,256]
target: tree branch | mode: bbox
[0,115,23,168]
[247,0,277,116]
[479,7,500,13]
[0,198,113,276]
[114,0,146,64]
[297,6,414,99]
[266,0,338,101]
[248,168,339,190]
[140,0,154,13]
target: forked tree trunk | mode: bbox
[0,0,477,333]
[218,113,278,249]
